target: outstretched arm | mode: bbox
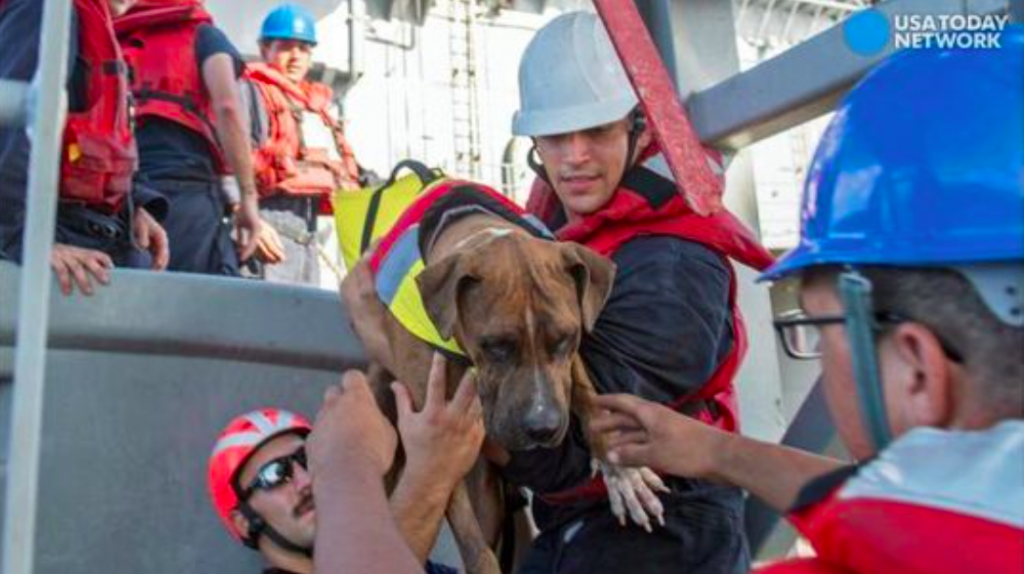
[591,394,845,512]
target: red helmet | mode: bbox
[207,408,312,542]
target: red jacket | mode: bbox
[245,62,361,207]
[761,422,1024,574]
[114,0,226,172]
[60,0,138,213]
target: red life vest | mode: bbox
[530,143,774,504]
[114,0,226,172]
[60,0,138,213]
[245,62,361,206]
[759,422,1023,574]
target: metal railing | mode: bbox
[1,1,74,573]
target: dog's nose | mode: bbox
[523,404,563,444]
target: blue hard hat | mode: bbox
[761,25,1024,282]
[259,3,317,46]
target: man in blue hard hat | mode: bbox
[240,3,365,286]
[591,26,1024,574]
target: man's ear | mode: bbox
[560,243,616,332]
[417,252,479,340]
[886,323,954,429]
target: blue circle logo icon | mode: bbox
[844,10,890,56]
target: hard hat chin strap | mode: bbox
[527,142,552,187]
[838,269,893,452]
[238,502,314,558]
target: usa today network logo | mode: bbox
[844,10,1010,56]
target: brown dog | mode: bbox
[343,208,663,573]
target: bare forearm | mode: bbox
[213,103,257,199]
[390,469,451,564]
[715,434,845,512]
[314,467,424,574]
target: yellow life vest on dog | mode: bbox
[332,160,446,270]
[366,174,553,361]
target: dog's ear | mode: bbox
[561,243,616,332]
[417,252,479,340]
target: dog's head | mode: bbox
[417,233,615,450]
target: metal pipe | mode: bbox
[688,0,1010,149]
[0,79,30,127]
[757,0,781,42]
[790,0,863,11]
[1,0,73,572]
[781,1,803,44]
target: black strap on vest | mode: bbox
[134,87,219,139]
[359,159,443,255]
[619,163,677,210]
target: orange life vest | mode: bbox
[245,62,361,200]
[60,0,138,214]
[114,0,226,172]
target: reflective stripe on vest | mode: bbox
[375,222,465,357]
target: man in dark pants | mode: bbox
[0,0,169,296]
[115,0,264,276]
[488,12,774,573]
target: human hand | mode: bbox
[256,223,286,264]
[392,354,485,491]
[132,207,169,271]
[233,193,264,262]
[50,243,113,296]
[308,370,398,481]
[591,394,730,481]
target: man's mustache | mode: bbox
[293,493,315,518]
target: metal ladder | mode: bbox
[447,0,482,180]
[0,1,74,573]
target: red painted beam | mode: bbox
[593,0,723,216]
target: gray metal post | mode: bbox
[1,0,74,572]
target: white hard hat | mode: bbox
[512,11,638,137]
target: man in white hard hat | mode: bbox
[486,11,774,574]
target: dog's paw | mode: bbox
[598,460,670,532]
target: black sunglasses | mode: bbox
[240,447,308,500]
[773,310,964,363]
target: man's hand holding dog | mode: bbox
[390,353,486,563]
[309,369,398,480]
[393,353,486,490]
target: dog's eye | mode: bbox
[481,340,516,363]
[550,335,576,356]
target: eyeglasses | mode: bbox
[773,310,964,363]
[240,447,307,500]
